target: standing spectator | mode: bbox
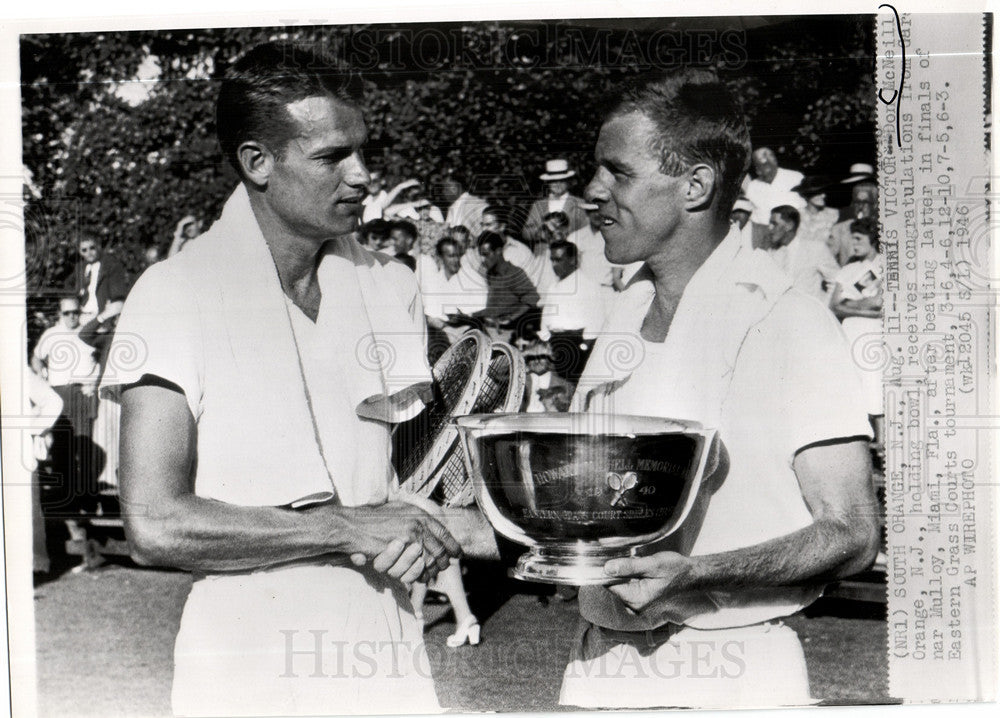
[385,182,445,222]
[25,367,64,574]
[828,164,877,266]
[442,174,488,238]
[79,299,124,492]
[743,147,805,225]
[793,176,840,246]
[72,236,129,325]
[521,159,589,243]
[537,241,607,382]
[766,205,840,303]
[829,217,884,448]
[31,297,102,521]
[362,173,420,222]
[169,215,203,257]
[412,197,448,256]
[522,341,573,413]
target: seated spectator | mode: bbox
[829,165,878,265]
[461,205,535,279]
[793,175,840,246]
[526,211,569,290]
[765,205,839,303]
[730,197,766,251]
[829,217,884,449]
[389,220,419,271]
[522,341,573,413]
[360,219,392,250]
[538,240,608,382]
[448,232,539,342]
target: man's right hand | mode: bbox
[334,501,461,585]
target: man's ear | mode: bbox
[236,140,274,187]
[685,164,717,212]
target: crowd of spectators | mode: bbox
[26,150,883,573]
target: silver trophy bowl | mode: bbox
[454,412,716,585]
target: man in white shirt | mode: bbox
[559,68,878,710]
[31,296,101,513]
[101,42,459,716]
[442,175,488,237]
[538,241,608,381]
[361,173,420,222]
[743,147,805,225]
[766,205,840,303]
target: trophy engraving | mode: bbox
[455,413,716,585]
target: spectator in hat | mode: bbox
[522,340,573,413]
[828,163,877,266]
[521,159,589,243]
[743,147,805,225]
[793,175,840,246]
[730,197,763,250]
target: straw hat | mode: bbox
[539,159,575,181]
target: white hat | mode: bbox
[841,163,876,184]
[732,198,754,214]
[540,159,575,181]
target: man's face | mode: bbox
[391,228,414,255]
[59,299,81,329]
[851,183,878,219]
[768,212,796,248]
[526,354,552,376]
[547,179,569,197]
[442,179,462,205]
[481,212,504,235]
[752,150,778,183]
[182,221,201,240]
[479,244,501,271]
[439,242,461,275]
[78,240,100,264]
[550,247,576,280]
[265,95,369,241]
[585,111,687,266]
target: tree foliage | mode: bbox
[20,16,875,325]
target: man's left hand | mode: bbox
[603,551,695,613]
